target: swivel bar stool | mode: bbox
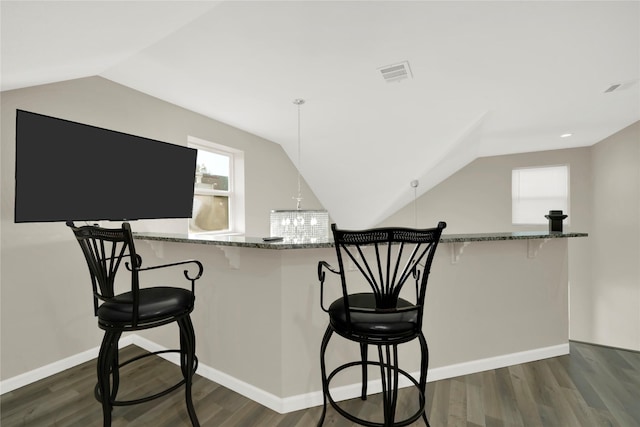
[317,222,446,427]
[67,221,203,426]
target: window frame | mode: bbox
[188,136,245,235]
[512,164,570,226]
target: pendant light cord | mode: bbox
[294,99,305,210]
[411,179,419,228]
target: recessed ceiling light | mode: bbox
[560,133,573,138]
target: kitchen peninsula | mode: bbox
[132,230,587,414]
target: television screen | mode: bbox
[15,109,197,223]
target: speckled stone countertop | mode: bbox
[133,230,587,250]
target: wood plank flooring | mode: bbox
[2,341,638,426]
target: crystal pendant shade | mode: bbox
[270,210,329,243]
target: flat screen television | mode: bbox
[14,109,197,223]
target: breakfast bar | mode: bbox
[132,230,587,413]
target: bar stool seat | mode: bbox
[328,293,418,338]
[98,287,194,325]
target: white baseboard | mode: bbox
[129,335,288,413]
[426,343,570,383]
[0,335,134,395]
[117,339,570,415]
[276,342,570,413]
[1,338,569,415]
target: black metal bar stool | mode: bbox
[67,221,203,426]
[317,222,446,427]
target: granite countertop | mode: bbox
[133,230,588,250]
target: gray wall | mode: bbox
[379,147,592,235]
[0,77,323,380]
[1,75,637,387]
[584,122,639,350]
[381,122,640,351]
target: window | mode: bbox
[512,165,569,225]
[188,137,245,234]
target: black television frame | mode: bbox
[14,109,197,223]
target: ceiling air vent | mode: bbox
[379,61,413,83]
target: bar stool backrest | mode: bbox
[331,222,446,329]
[67,221,140,323]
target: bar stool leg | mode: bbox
[377,344,400,426]
[360,342,368,400]
[97,330,121,427]
[179,315,200,427]
[418,332,431,427]
[317,325,333,427]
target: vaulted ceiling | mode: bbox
[2,1,639,228]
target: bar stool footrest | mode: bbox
[325,360,426,427]
[94,349,199,407]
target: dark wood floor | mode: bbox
[2,341,638,426]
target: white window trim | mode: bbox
[188,136,245,235]
[512,164,570,226]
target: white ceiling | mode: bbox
[2,1,639,228]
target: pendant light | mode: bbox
[270,99,329,243]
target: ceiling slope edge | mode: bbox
[370,112,489,227]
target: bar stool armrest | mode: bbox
[127,259,204,293]
[318,261,340,313]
